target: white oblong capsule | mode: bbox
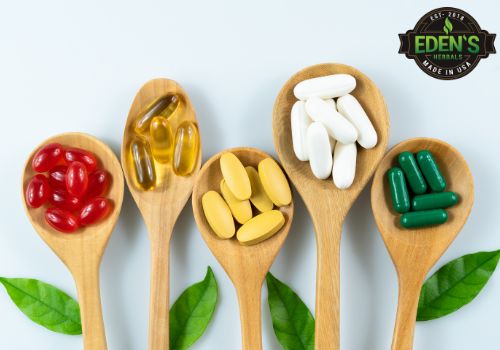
[291,101,312,161]
[324,98,336,110]
[329,137,336,153]
[337,94,378,149]
[306,122,333,179]
[324,99,336,153]
[332,142,357,189]
[294,74,356,100]
[305,97,358,144]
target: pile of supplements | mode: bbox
[128,94,200,191]
[291,74,378,189]
[202,152,292,245]
[25,143,113,233]
[388,150,458,228]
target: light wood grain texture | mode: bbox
[22,132,124,350]
[121,79,201,350]
[371,138,474,350]
[192,148,294,350]
[272,63,390,350]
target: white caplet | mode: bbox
[291,101,312,161]
[324,99,337,152]
[306,122,333,180]
[332,142,357,189]
[337,94,378,149]
[324,98,336,110]
[294,74,356,100]
[305,97,358,144]
[329,137,336,153]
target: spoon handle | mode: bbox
[148,237,171,350]
[236,281,263,350]
[313,215,342,350]
[73,262,108,350]
[391,275,425,350]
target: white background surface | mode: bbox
[1,0,499,349]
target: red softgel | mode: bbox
[45,207,79,233]
[66,161,88,198]
[79,197,112,226]
[32,143,64,172]
[65,148,97,172]
[48,165,68,190]
[86,170,111,198]
[50,189,82,211]
[25,174,52,208]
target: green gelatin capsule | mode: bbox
[398,151,427,194]
[417,150,446,192]
[400,209,448,228]
[388,167,411,213]
[412,191,459,211]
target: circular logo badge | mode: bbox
[399,7,496,80]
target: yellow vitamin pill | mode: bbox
[245,166,273,212]
[129,136,156,190]
[150,116,174,164]
[135,94,180,133]
[236,210,285,246]
[220,152,251,200]
[258,158,292,207]
[220,180,253,224]
[173,121,200,176]
[202,191,235,239]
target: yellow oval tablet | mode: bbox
[220,153,251,200]
[245,166,274,212]
[202,191,235,239]
[220,180,253,224]
[258,158,292,207]
[236,210,285,246]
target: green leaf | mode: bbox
[0,277,81,335]
[444,17,453,34]
[266,272,314,350]
[417,250,500,321]
[170,267,218,350]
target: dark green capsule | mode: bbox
[387,167,410,213]
[400,209,448,228]
[398,151,427,194]
[412,191,459,211]
[417,150,446,192]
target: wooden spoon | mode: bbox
[121,79,202,350]
[272,63,390,349]
[22,132,124,350]
[192,147,294,350]
[371,137,474,350]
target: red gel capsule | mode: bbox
[86,170,111,198]
[79,198,112,226]
[65,148,97,172]
[45,207,79,233]
[32,143,64,172]
[48,165,68,190]
[25,174,51,208]
[50,189,82,211]
[66,161,88,197]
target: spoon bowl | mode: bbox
[22,132,124,350]
[371,137,474,350]
[121,78,202,350]
[192,147,294,350]
[272,63,390,349]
